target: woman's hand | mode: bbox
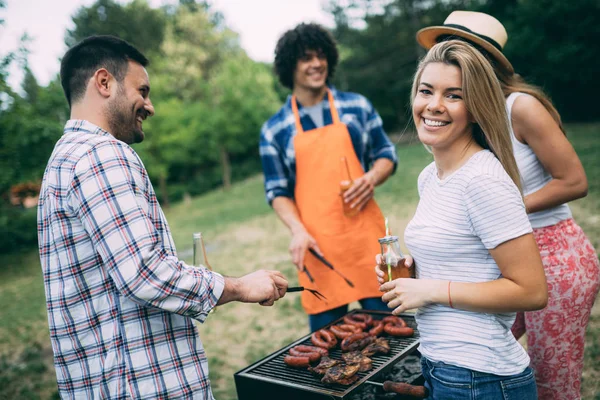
[374,254,414,285]
[379,278,445,315]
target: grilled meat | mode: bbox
[308,356,340,375]
[321,363,361,385]
[342,351,373,372]
[362,337,390,357]
[341,332,375,352]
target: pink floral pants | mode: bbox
[512,218,600,400]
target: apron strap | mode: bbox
[291,88,340,134]
[291,93,304,135]
[326,89,340,124]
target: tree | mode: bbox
[326,0,467,131]
[0,0,5,25]
[476,0,600,122]
[139,2,280,202]
[22,66,39,104]
[327,0,600,127]
[208,56,281,189]
[0,35,68,253]
[65,0,166,57]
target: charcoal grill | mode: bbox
[234,310,421,400]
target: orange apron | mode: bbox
[293,89,386,314]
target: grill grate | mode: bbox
[234,310,420,400]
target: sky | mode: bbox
[0,0,334,90]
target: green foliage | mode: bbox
[328,0,468,130]
[328,0,600,130]
[0,343,59,400]
[475,0,600,122]
[0,36,68,252]
[0,0,280,250]
[139,4,280,200]
[65,0,166,57]
[0,206,38,253]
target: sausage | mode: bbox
[343,313,373,330]
[383,322,414,337]
[382,315,407,327]
[284,354,310,368]
[368,320,384,336]
[289,345,326,363]
[289,348,321,363]
[382,381,429,398]
[341,332,374,352]
[311,329,338,349]
[293,345,329,357]
[330,324,363,339]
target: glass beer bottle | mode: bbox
[340,156,359,217]
[378,235,414,282]
[193,232,216,313]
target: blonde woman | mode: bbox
[375,40,547,399]
[416,12,600,400]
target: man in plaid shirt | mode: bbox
[38,35,288,399]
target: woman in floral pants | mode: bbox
[512,220,599,399]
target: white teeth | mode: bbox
[424,118,449,127]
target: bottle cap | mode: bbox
[378,235,399,244]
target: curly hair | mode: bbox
[274,23,339,90]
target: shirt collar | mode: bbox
[285,85,337,110]
[63,119,113,138]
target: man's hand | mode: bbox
[237,270,288,306]
[289,229,322,271]
[343,172,376,211]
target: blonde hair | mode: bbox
[439,36,565,135]
[494,67,565,135]
[411,40,522,192]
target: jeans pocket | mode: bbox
[429,363,472,389]
[500,368,537,400]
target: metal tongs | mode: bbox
[302,264,315,283]
[308,248,355,288]
[287,286,328,303]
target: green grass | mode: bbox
[0,123,598,399]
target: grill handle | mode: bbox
[365,380,429,398]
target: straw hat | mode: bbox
[416,11,513,73]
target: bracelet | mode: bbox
[448,281,454,309]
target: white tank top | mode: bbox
[506,92,572,228]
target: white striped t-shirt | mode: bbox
[405,150,533,376]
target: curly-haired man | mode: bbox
[260,23,398,331]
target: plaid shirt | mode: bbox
[259,87,398,203]
[37,120,224,400]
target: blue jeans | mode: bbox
[420,356,537,400]
[308,297,388,332]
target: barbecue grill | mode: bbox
[234,310,421,399]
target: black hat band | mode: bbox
[440,24,503,52]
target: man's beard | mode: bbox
[106,88,144,145]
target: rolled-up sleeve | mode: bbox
[68,141,224,322]
[365,101,398,173]
[259,123,293,204]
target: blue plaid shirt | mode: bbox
[259,87,397,204]
[37,120,224,399]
